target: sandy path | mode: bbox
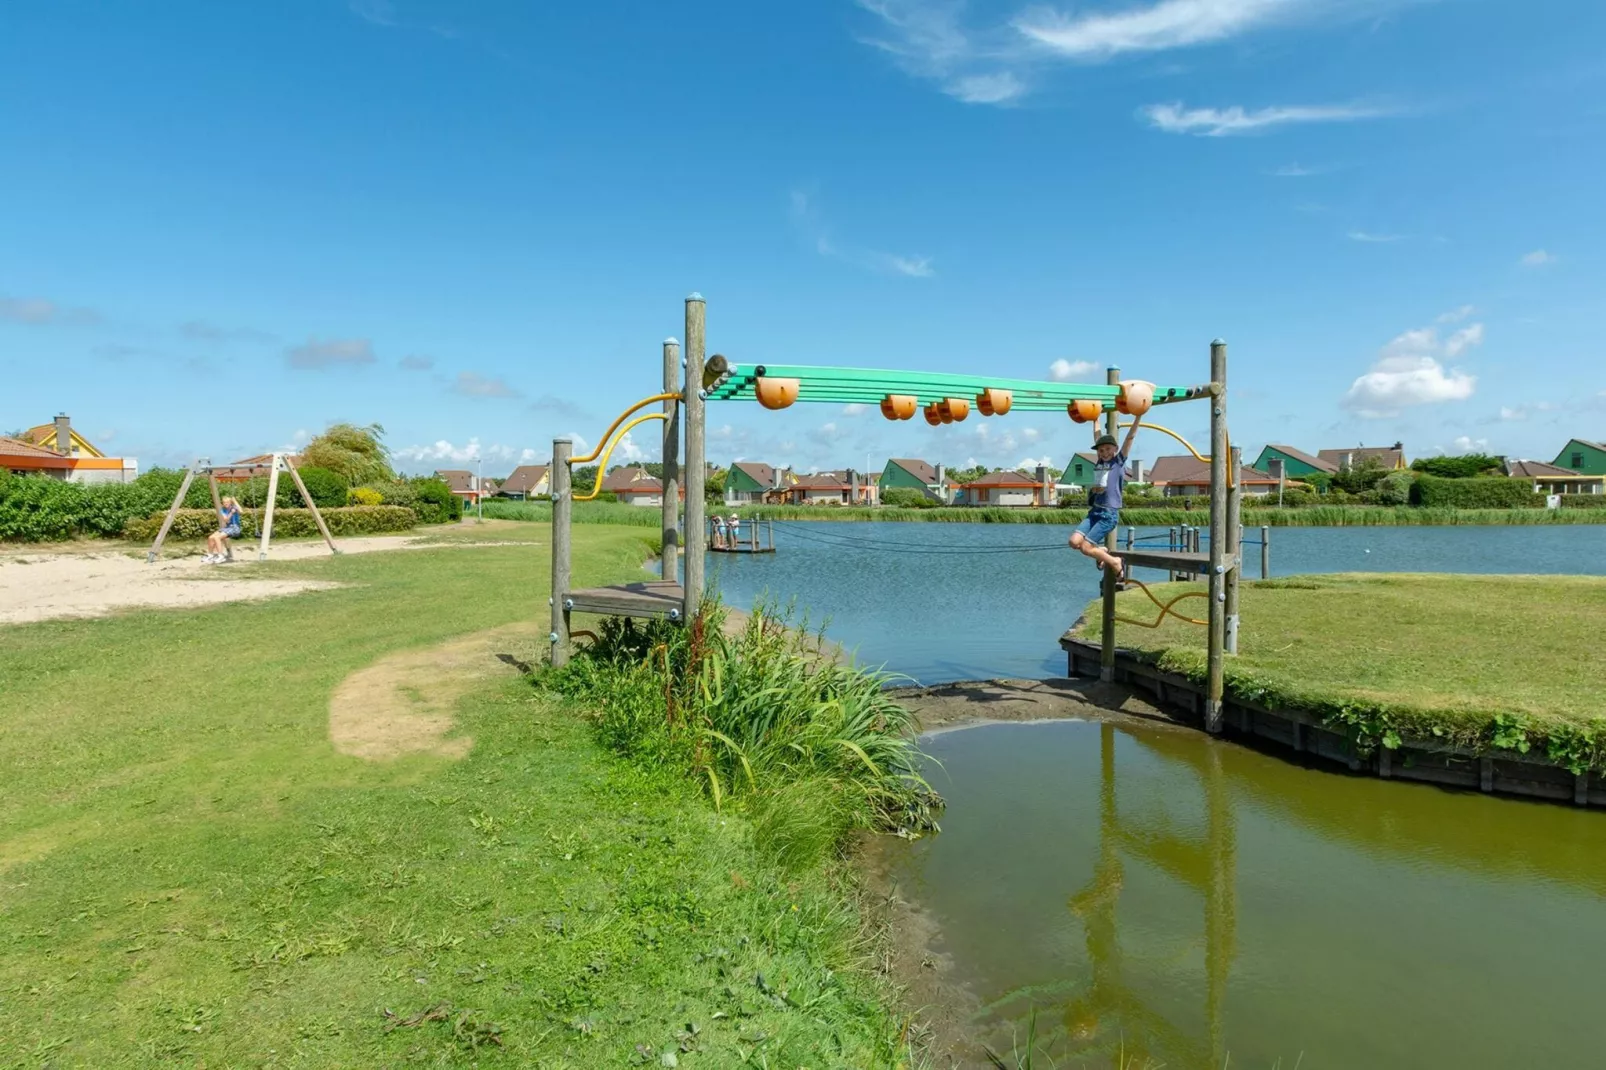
[328,622,544,760]
[0,535,499,625]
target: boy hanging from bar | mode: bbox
[1068,415,1142,578]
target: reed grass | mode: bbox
[542,601,940,869]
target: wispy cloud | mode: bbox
[178,320,274,344]
[948,71,1027,104]
[791,188,935,279]
[0,294,101,326]
[398,355,434,371]
[1437,304,1476,323]
[1049,358,1101,382]
[449,371,521,399]
[530,395,589,420]
[393,438,535,466]
[1520,249,1555,268]
[1347,230,1403,243]
[1015,0,1307,59]
[1144,101,1391,136]
[1341,315,1484,417]
[348,0,396,27]
[855,1,1029,105]
[1269,162,1323,177]
[285,337,377,370]
[842,403,868,416]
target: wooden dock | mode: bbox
[563,580,685,620]
[708,517,775,554]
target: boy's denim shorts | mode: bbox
[1074,509,1118,545]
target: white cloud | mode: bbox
[1443,323,1483,358]
[285,337,376,370]
[450,371,521,398]
[1016,0,1304,58]
[1452,435,1488,453]
[1018,454,1055,469]
[842,403,868,416]
[395,438,485,464]
[1341,318,1484,417]
[349,0,395,26]
[1144,101,1390,136]
[398,354,434,371]
[1498,406,1526,422]
[947,71,1026,104]
[791,188,935,279]
[1347,230,1403,243]
[1437,304,1476,323]
[1049,358,1101,381]
[1520,249,1555,268]
[1021,427,1042,442]
[1270,162,1318,177]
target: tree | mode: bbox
[1411,453,1504,479]
[705,469,726,503]
[1330,457,1389,495]
[302,423,393,486]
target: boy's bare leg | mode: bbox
[1069,535,1125,577]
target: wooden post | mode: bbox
[767,519,774,552]
[1225,445,1242,655]
[258,454,284,560]
[1260,525,1270,580]
[1168,525,1178,582]
[146,465,199,562]
[1099,365,1120,682]
[661,338,681,584]
[206,469,222,512]
[683,294,707,620]
[285,456,340,555]
[1205,341,1227,733]
[550,437,573,667]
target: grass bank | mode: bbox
[482,499,1606,527]
[1076,572,1606,769]
[0,523,909,1066]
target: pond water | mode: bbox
[884,718,1606,1068]
[710,522,1606,684]
[709,522,1606,1066]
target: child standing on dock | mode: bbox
[1069,416,1142,577]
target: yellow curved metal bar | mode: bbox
[572,413,667,501]
[1114,576,1209,628]
[571,392,681,464]
[1119,420,1236,488]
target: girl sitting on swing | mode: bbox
[204,496,242,564]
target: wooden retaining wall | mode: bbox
[1061,636,1603,809]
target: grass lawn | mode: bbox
[0,524,903,1067]
[1079,572,1606,757]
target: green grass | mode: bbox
[480,499,1606,527]
[1078,572,1606,766]
[0,524,909,1066]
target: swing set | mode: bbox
[145,452,341,563]
[549,294,1243,733]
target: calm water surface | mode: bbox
[887,719,1606,1069]
[711,522,1606,683]
[711,522,1606,1066]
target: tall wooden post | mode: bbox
[1099,365,1120,682]
[146,464,199,563]
[1205,341,1228,732]
[285,456,340,555]
[683,294,707,620]
[661,338,681,584]
[1225,445,1242,655]
[1261,525,1270,580]
[550,437,573,667]
[258,454,283,560]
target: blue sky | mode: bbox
[3,0,1602,476]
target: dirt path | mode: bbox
[0,535,508,625]
[328,621,544,761]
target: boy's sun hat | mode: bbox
[1094,434,1118,449]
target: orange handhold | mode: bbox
[924,403,942,426]
[881,394,918,421]
[755,377,801,410]
[1116,380,1155,417]
[1068,399,1102,424]
[977,388,1012,416]
[939,397,969,422]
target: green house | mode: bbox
[725,461,780,504]
[880,458,945,501]
[1252,445,1338,478]
[1064,452,1099,486]
[1553,439,1606,476]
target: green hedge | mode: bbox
[121,506,417,542]
[1558,493,1606,509]
[1410,475,1542,509]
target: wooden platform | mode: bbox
[710,545,775,554]
[1114,549,1237,574]
[563,580,685,620]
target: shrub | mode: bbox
[1279,489,1316,507]
[1411,452,1504,479]
[881,487,936,508]
[409,477,462,524]
[1329,458,1391,495]
[1559,493,1606,509]
[347,486,384,506]
[121,505,416,542]
[1411,475,1541,509]
[1375,471,1413,506]
[291,466,348,508]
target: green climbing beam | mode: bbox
[702,361,1211,412]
